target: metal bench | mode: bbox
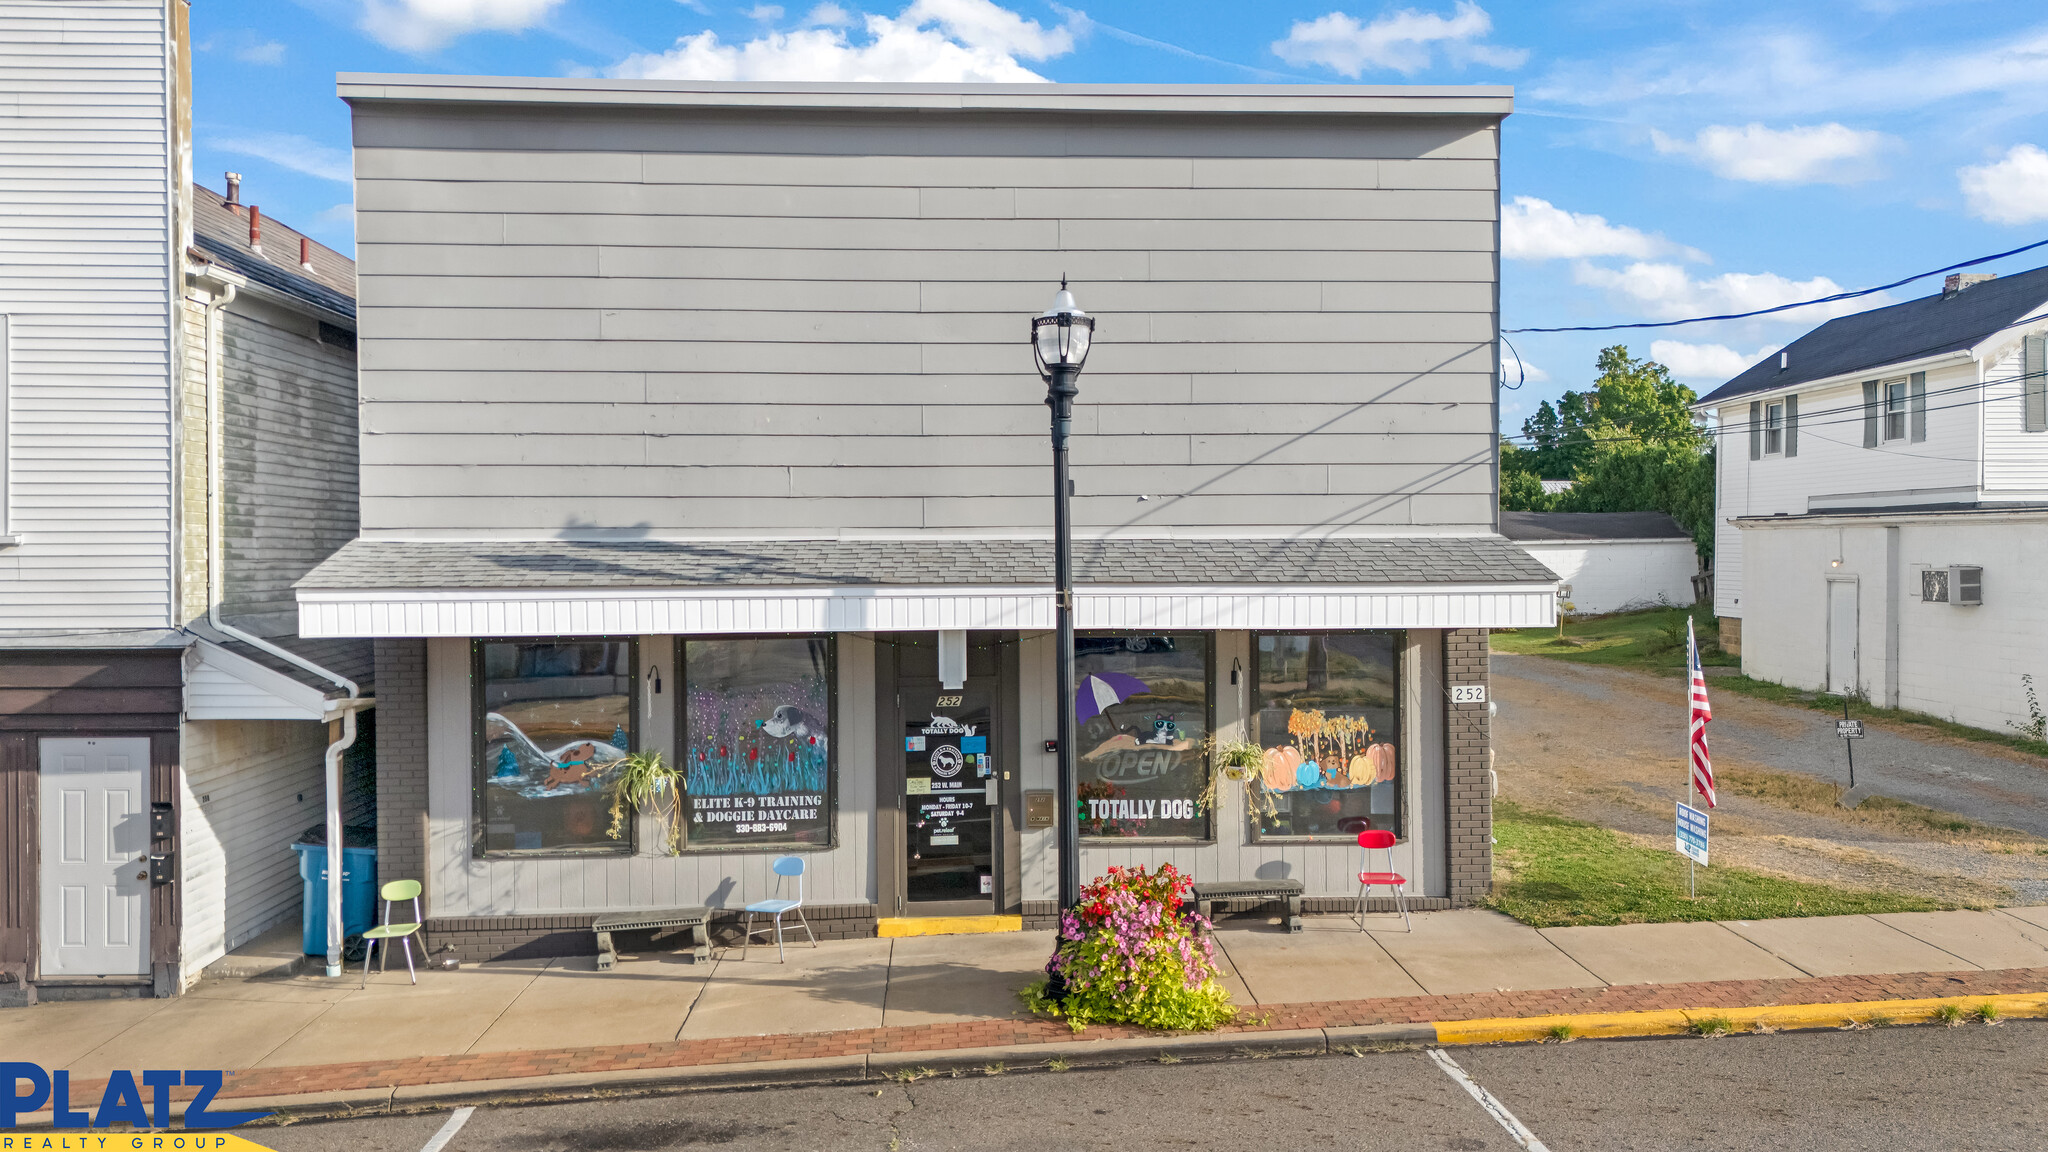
[592,906,712,969]
[1188,880,1304,933]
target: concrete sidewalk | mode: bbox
[9,906,2048,1116]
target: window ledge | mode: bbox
[0,536,19,549]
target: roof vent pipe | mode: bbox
[249,205,262,254]
[223,172,241,208]
[299,236,313,272]
[1779,351,1789,370]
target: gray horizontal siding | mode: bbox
[218,302,360,637]
[354,104,1499,541]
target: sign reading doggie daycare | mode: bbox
[3,1062,276,1149]
[683,638,834,847]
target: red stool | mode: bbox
[1355,829,1411,932]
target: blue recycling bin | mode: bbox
[291,825,378,957]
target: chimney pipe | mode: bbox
[249,205,262,254]
[1944,272,1997,297]
[1779,351,1789,370]
[224,172,241,208]
[300,236,313,271]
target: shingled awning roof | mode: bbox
[294,536,1559,638]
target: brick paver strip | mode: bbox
[89,965,2048,1105]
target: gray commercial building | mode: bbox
[300,76,1552,956]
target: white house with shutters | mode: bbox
[1697,268,2048,734]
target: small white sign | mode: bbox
[930,833,959,846]
[979,873,994,894]
[1451,685,1488,704]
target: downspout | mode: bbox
[200,277,366,978]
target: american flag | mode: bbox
[1687,617,1717,808]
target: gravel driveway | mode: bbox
[1493,652,2048,902]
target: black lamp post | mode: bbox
[1033,281,1093,912]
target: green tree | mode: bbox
[1555,442,1717,558]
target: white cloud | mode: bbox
[1958,144,2048,225]
[209,132,353,184]
[315,202,357,231]
[1501,351,1549,385]
[747,5,786,20]
[1501,197,1705,263]
[1649,340,1781,383]
[1536,26,2048,118]
[1272,2,1526,77]
[1574,261,1878,324]
[611,0,1075,83]
[804,2,853,24]
[233,38,287,65]
[1651,122,1893,185]
[359,0,568,53]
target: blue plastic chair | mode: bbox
[742,856,816,962]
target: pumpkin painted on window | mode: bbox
[1366,742,1397,785]
[1346,753,1374,787]
[1262,744,1301,790]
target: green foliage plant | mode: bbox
[1022,864,1236,1032]
[605,752,686,855]
[2013,674,2047,743]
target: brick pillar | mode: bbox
[1444,628,1492,904]
[374,639,431,906]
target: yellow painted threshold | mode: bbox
[878,914,1023,938]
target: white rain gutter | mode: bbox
[197,270,371,978]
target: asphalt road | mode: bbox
[1495,653,2048,839]
[254,1022,2048,1151]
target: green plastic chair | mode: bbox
[360,879,424,987]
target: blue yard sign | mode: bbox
[1676,802,1709,866]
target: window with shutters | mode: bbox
[1883,378,1909,441]
[1763,402,1784,455]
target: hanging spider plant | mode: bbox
[1195,736,1277,822]
[605,751,686,855]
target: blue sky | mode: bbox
[198,1,2048,430]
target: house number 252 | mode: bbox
[1450,685,1487,704]
[935,695,963,707]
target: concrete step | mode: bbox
[202,920,312,981]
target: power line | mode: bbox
[1503,237,2048,334]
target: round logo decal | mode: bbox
[930,745,964,779]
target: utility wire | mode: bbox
[1503,237,2048,334]
[1499,365,2047,448]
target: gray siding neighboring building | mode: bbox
[347,80,1503,541]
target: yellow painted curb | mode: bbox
[1435,992,2048,1045]
[878,914,1023,938]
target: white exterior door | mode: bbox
[1827,581,1859,697]
[39,738,151,977]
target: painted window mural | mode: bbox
[476,640,635,854]
[682,636,833,849]
[1252,632,1400,840]
[1074,633,1210,840]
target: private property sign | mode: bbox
[1676,802,1709,865]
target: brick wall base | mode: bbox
[423,904,881,964]
[1445,628,1493,907]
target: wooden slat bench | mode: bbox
[592,906,712,969]
[1188,880,1304,932]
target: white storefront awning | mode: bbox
[298,581,1557,637]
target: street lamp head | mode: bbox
[1032,280,1093,379]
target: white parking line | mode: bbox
[1428,1048,1550,1152]
[418,1105,476,1152]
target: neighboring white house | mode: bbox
[1697,268,2048,733]
[1500,511,1698,615]
[0,0,368,1002]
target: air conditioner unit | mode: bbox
[1921,566,1983,605]
[1949,565,1982,606]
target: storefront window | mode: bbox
[1075,633,1210,840]
[475,639,635,854]
[1252,632,1400,840]
[682,636,834,849]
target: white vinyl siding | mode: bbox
[0,1,174,629]
[179,719,331,970]
[1983,336,2048,497]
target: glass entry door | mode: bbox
[902,678,997,912]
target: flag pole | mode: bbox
[1687,617,1698,901]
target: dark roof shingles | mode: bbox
[1697,264,2048,406]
